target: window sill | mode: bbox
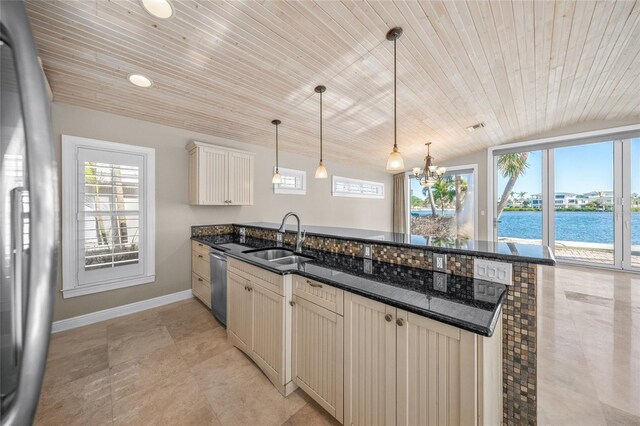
[62,274,156,298]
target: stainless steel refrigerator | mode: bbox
[1,1,59,425]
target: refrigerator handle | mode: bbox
[10,188,27,364]
[1,1,59,425]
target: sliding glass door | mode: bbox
[492,136,639,271]
[553,141,615,265]
[408,167,476,243]
[624,138,640,270]
[494,150,543,246]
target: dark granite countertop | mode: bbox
[192,234,506,337]
[233,222,556,266]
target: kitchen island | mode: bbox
[191,223,555,425]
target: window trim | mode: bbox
[61,135,156,298]
[273,167,307,195]
[332,176,385,199]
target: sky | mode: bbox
[497,138,640,196]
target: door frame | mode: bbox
[487,124,640,272]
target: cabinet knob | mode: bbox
[289,301,295,307]
[198,254,203,258]
[396,318,405,327]
[385,314,393,322]
[198,278,203,282]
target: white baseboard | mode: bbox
[51,290,194,333]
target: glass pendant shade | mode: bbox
[272,169,282,184]
[437,167,447,175]
[315,161,328,179]
[386,146,404,171]
[412,167,422,176]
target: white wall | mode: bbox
[51,102,393,320]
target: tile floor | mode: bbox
[537,265,640,425]
[35,298,339,426]
[35,265,639,425]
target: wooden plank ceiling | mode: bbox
[25,0,640,170]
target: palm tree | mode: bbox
[422,185,437,216]
[496,153,529,218]
[432,177,456,215]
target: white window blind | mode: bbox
[274,167,306,195]
[332,176,385,199]
[62,135,155,298]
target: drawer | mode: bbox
[192,240,211,256]
[293,276,343,315]
[192,252,210,281]
[228,258,284,296]
[192,272,211,308]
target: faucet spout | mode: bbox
[278,212,305,252]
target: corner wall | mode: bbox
[51,102,393,321]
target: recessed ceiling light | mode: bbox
[128,73,153,88]
[466,122,486,132]
[140,0,174,19]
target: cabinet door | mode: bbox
[228,151,253,205]
[198,146,228,205]
[344,293,396,426]
[396,310,477,426]
[227,272,252,352]
[250,282,284,384]
[292,296,344,423]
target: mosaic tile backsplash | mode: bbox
[192,223,538,425]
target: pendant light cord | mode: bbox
[393,37,397,150]
[275,123,279,171]
[320,90,323,162]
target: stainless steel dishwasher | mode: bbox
[209,248,227,326]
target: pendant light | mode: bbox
[412,142,446,187]
[314,85,328,179]
[271,119,282,184]
[385,27,405,171]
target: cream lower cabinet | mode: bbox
[226,259,295,396]
[291,295,344,423]
[344,293,502,426]
[227,271,252,352]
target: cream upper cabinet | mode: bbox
[187,141,254,205]
[291,295,344,423]
[344,293,397,426]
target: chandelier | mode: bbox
[412,142,446,187]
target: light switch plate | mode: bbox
[473,259,512,286]
[363,244,372,259]
[433,253,447,272]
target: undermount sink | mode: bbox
[245,248,294,260]
[243,247,315,267]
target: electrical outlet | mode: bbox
[363,259,373,274]
[433,253,447,272]
[473,259,512,285]
[433,272,447,292]
[239,227,246,236]
[276,232,283,243]
[363,244,372,259]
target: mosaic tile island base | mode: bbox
[191,222,555,426]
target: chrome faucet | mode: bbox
[278,212,306,252]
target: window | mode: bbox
[332,176,385,199]
[273,167,306,195]
[62,135,155,298]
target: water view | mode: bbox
[498,210,640,245]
